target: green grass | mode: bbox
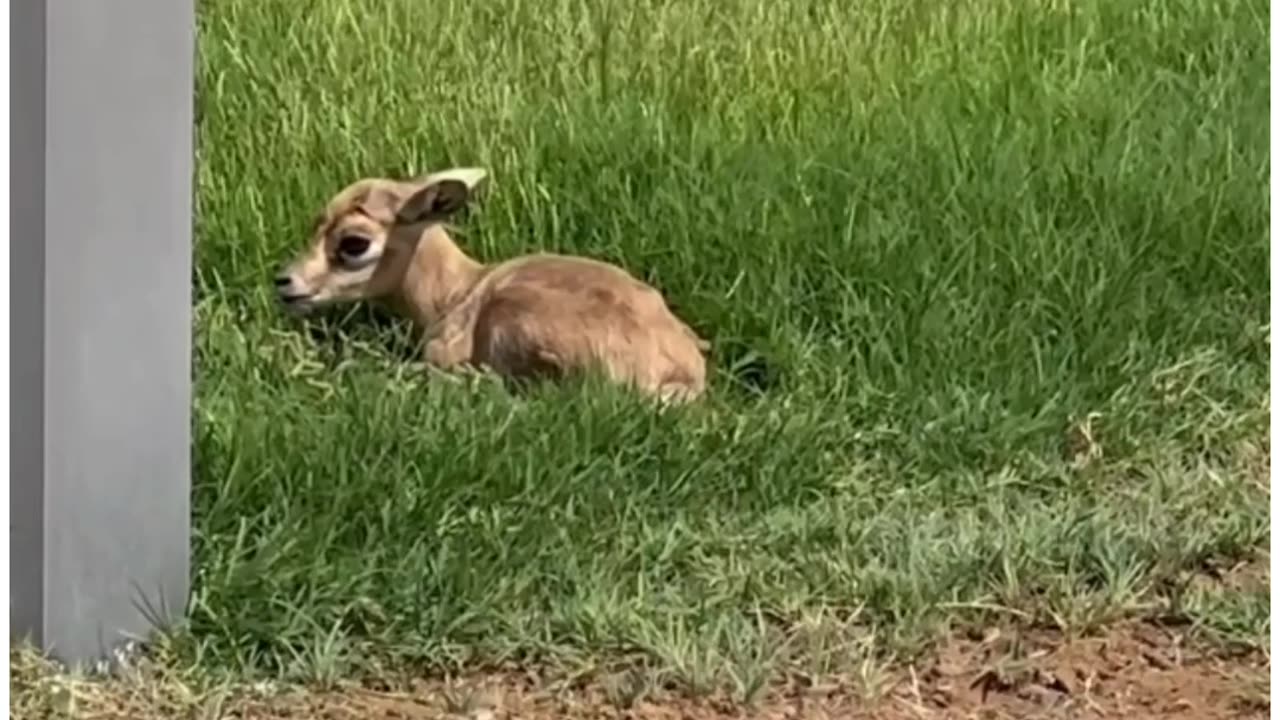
[188,0,1269,690]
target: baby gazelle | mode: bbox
[274,169,710,403]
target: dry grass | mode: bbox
[12,616,1269,720]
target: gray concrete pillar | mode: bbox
[11,0,195,665]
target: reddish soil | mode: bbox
[228,622,1268,720]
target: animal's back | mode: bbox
[468,254,707,400]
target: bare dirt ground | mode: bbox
[18,620,1266,720]
[246,625,1268,720]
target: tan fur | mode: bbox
[275,169,710,404]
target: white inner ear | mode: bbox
[420,167,488,192]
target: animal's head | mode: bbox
[274,167,488,314]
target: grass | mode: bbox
[180,0,1269,693]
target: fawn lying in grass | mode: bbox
[275,168,710,403]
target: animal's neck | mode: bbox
[395,224,485,332]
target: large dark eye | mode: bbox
[336,235,372,260]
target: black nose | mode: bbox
[274,274,292,288]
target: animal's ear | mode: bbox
[394,179,471,226]
[419,167,489,192]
